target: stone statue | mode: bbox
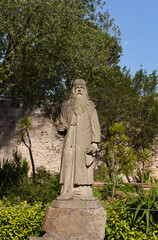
[57,79,101,200]
[30,80,106,240]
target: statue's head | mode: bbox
[73,79,86,87]
[72,79,88,98]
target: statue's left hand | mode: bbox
[86,143,99,155]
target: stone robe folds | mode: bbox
[58,98,101,199]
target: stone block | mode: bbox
[30,205,106,240]
[52,198,100,209]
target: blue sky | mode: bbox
[104,0,158,76]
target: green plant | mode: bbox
[8,167,61,204]
[17,117,35,179]
[153,233,158,240]
[92,187,102,200]
[0,200,46,239]
[102,198,158,240]
[117,183,137,193]
[125,185,158,233]
[104,122,136,200]
[136,148,152,188]
[136,168,153,184]
[0,0,122,108]
[94,164,111,182]
[0,150,29,198]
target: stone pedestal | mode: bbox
[30,199,106,240]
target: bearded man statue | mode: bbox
[57,79,101,200]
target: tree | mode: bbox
[104,122,136,200]
[88,66,132,137]
[127,69,158,150]
[17,117,35,180]
[0,0,121,108]
[90,66,158,153]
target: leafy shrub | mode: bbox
[93,182,137,201]
[135,168,154,184]
[103,199,158,240]
[0,150,29,198]
[0,200,46,239]
[93,187,103,200]
[0,151,61,204]
[7,167,61,204]
[94,164,111,182]
[125,185,158,233]
[94,165,134,200]
[116,183,137,193]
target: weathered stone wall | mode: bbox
[151,144,158,177]
[0,102,62,174]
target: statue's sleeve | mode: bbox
[91,108,101,143]
[61,104,68,123]
[57,103,68,131]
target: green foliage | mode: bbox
[0,152,61,204]
[134,148,152,187]
[0,0,157,157]
[138,148,151,162]
[89,66,133,135]
[93,187,103,200]
[135,168,153,184]
[105,122,136,177]
[116,183,137,194]
[91,66,158,153]
[94,168,137,201]
[0,0,157,156]
[0,200,46,239]
[0,150,29,198]
[18,117,32,134]
[127,69,158,149]
[0,0,121,107]
[93,183,137,201]
[7,167,61,204]
[133,69,157,97]
[103,199,158,240]
[94,164,111,182]
[104,122,136,199]
[125,185,158,233]
[17,116,36,179]
[17,117,33,148]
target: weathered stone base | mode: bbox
[52,198,100,209]
[30,204,106,240]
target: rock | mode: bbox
[30,203,106,240]
[0,103,62,175]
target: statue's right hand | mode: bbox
[86,143,99,154]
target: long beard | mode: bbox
[73,94,88,115]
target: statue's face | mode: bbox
[74,85,85,96]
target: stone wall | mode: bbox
[151,144,158,177]
[0,102,62,174]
